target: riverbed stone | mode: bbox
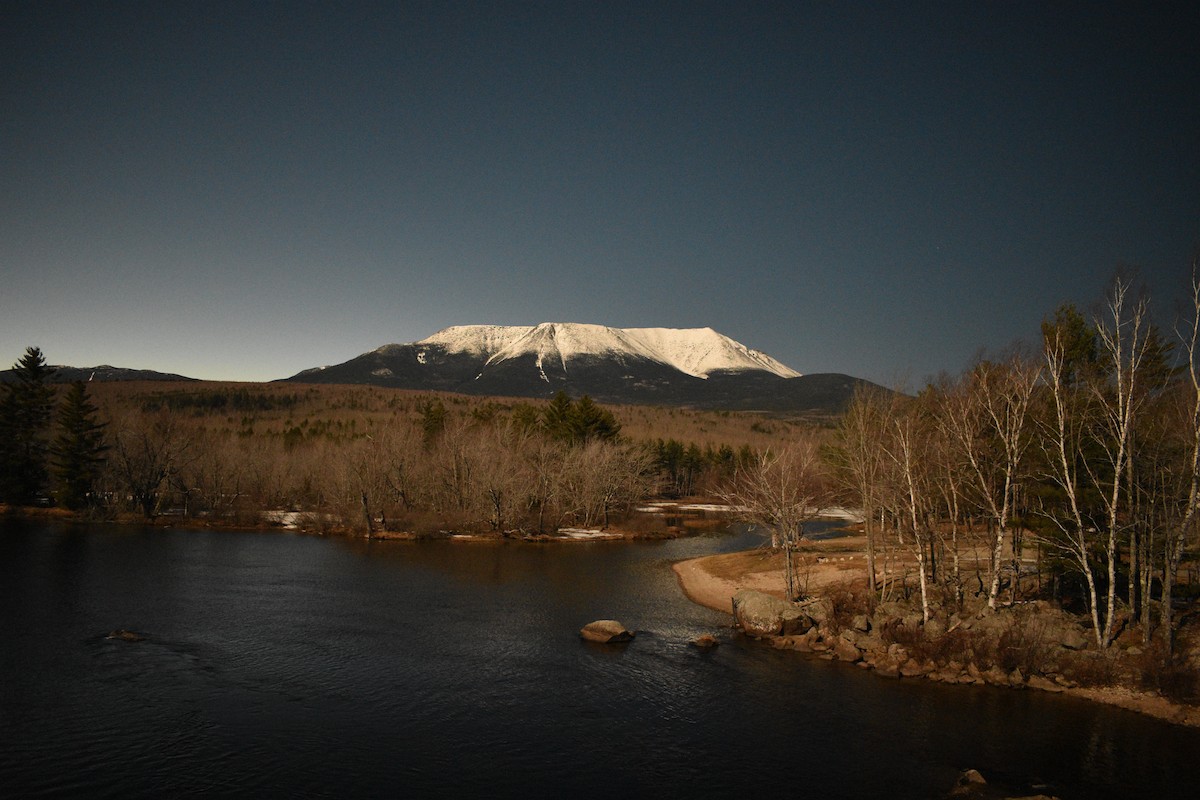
[580,620,634,643]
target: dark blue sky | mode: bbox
[3,1,1197,385]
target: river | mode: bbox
[2,518,1197,798]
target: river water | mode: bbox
[2,518,1197,799]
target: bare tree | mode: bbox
[109,409,193,519]
[472,420,533,532]
[828,384,895,596]
[523,436,568,533]
[720,441,827,601]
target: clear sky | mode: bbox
[2,1,1197,386]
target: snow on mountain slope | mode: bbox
[624,327,801,379]
[415,322,801,379]
[417,325,534,356]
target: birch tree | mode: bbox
[883,404,935,623]
[938,356,1039,608]
[1165,265,1200,651]
[1036,280,1150,648]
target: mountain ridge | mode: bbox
[283,323,881,415]
[411,323,801,380]
[0,364,199,384]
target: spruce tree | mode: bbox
[542,391,575,441]
[572,395,621,444]
[0,346,57,504]
[542,392,621,445]
[50,381,109,510]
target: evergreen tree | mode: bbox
[0,346,57,504]
[419,399,446,448]
[571,395,621,444]
[50,381,109,510]
[1041,303,1101,386]
[542,391,575,441]
[542,392,621,445]
[510,403,541,434]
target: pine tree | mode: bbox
[571,395,621,444]
[50,381,109,510]
[0,346,57,504]
[542,392,621,445]
[542,391,575,441]
[419,399,446,448]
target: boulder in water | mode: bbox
[580,620,634,643]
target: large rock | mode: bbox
[733,590,811,638]
[833,637,862,663]
[580,620,634,643]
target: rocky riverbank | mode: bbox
[673,548,1200,728]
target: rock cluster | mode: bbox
[732,590,1089,693]
[946,767,1061,800]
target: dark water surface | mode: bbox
[3,519,1197,799]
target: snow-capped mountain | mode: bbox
[418,323,801,380]
[283,323,875,414]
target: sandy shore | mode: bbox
[673,533,871,613]
[672,556,740,613]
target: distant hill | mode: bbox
[281,322,886,414]
[0,364,198,384]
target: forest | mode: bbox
[0,359,794,537]
[812,274,1200,661]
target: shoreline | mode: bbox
[672,548,1200,729]
[0,503,695,542]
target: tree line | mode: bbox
[812,272,1200,653]
[1,369,754,536]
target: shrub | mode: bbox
[1130,645,1200,704]
[824,582,872,633]
[993,612,1060,674]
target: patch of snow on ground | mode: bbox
[263,510,330,529]
[819,506,865,522]
[557,528,622,539]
